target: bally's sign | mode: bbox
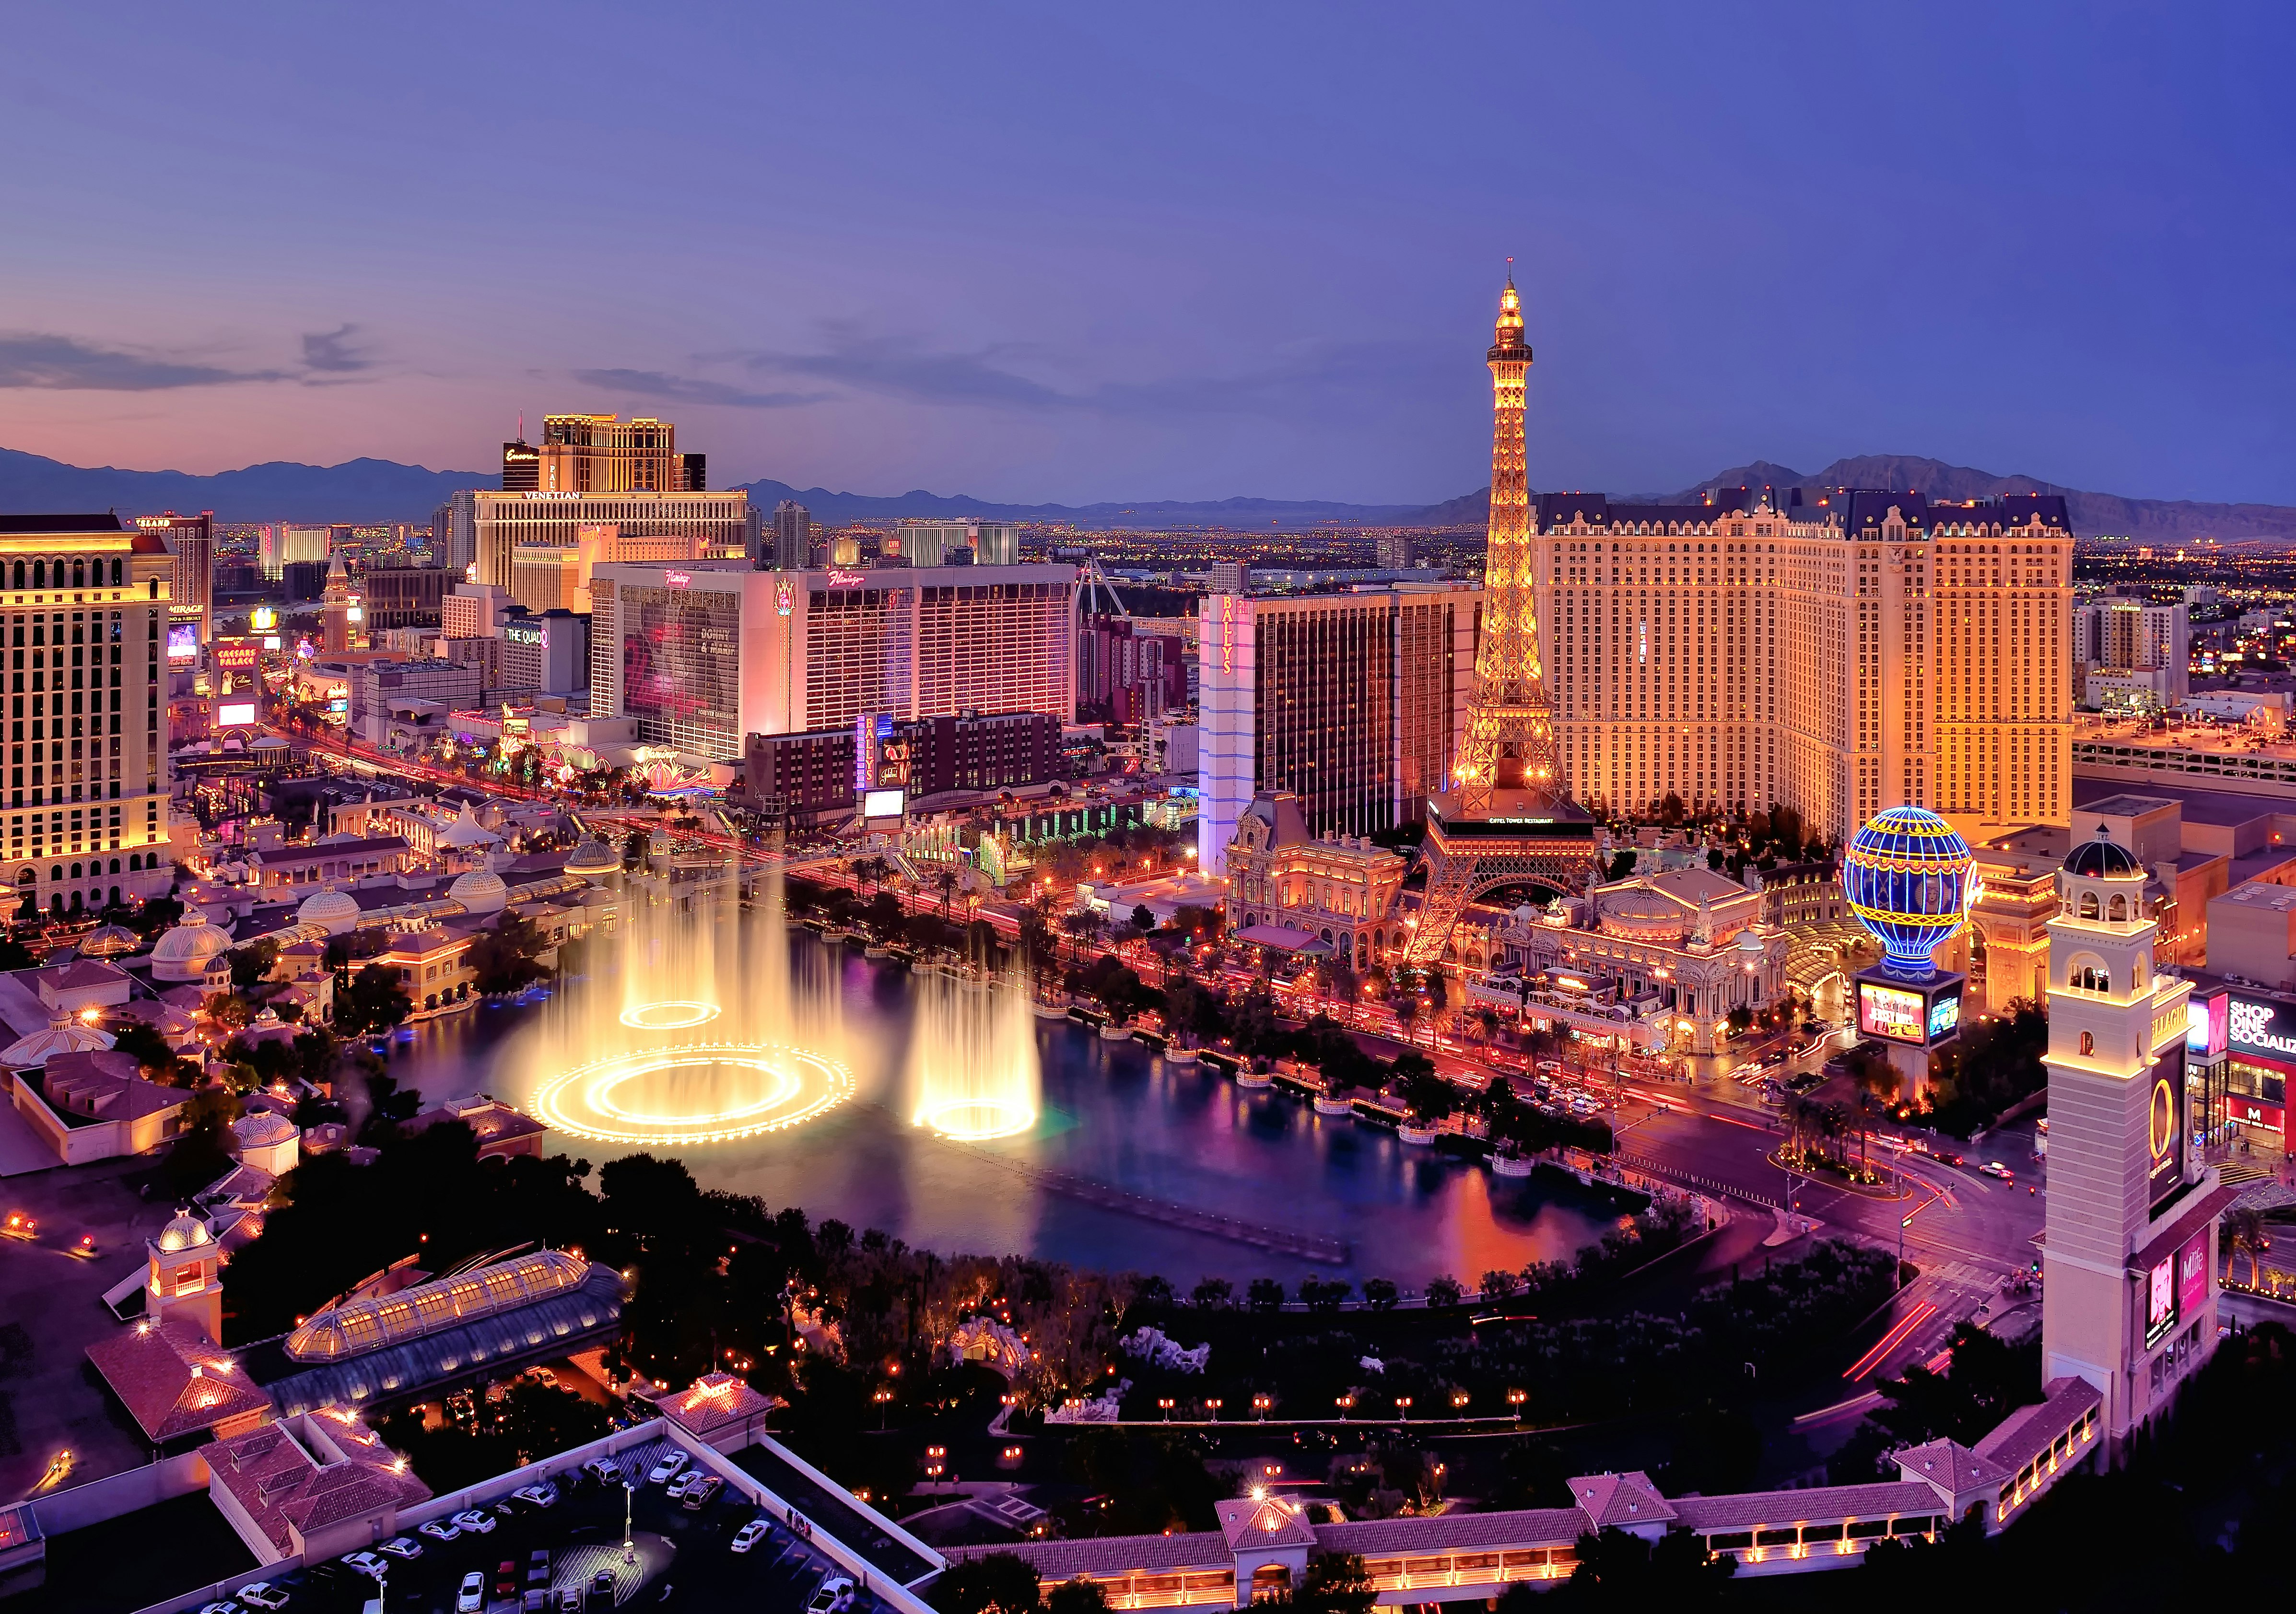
[2227,994,2296,1059]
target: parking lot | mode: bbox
[218,1439,916,1614]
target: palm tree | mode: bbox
[2226,1207,2271,1288]
[932,866,960,921]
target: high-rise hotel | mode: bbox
[0,516,176,916]
[1529,485,2073,842]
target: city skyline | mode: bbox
[5,5,2294,508]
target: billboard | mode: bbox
[1859,982,1926,1043]
[2189,989,2229,1057]
[217,701,257,727]
[2226,993,2296,1062]
[2146,1046,2186,1215]
[2146,1253,2177,1348]
[2178,1231,2209,1321]
[213,640,260,672]
[1926,982,1963,1041]
[862,788,905,821]
[166,622,199,663]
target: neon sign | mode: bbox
[665,571,692,588]
[775,575,795,617]
[828,569,866,587]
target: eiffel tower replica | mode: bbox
[1401,272,1598,968]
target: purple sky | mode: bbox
[4,4,2292,505]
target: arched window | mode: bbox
[107,858,118,874]
[127,853,141,871]
[32,560,45,589]
[107,884,119,907]
[2108,894,2127,921]
[67,890,82,913]
[2078,892,2099,920]
[13,869,29,887]
[47,894,60,916]
[10,561,21,589]
[2134,957,2149,990]
[2073,965,2110,993]
[69,862,81,880]
[110,558,122,586]
[48,866,59,883]
[2080,1031,2094,1055]
[71,561,84,589]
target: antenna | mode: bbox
[516,410,524,442]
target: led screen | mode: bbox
[862,788,905,820]
[166,622,199,663]
[2178,1232,2209,1321]
[2189,990,2229,1056]
[2146,1254,2176,1347]
[1926,983,1963,1041]
[2147,1048,2186,1215]
[1859,982,1926,1044]
[216,702,257,726]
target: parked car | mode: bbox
[452,1509,498,1534]
[196,1602,241,1614]
[512,1483,559,1509]
[647,1450,690,1485]
[378,1537,423,1562]
[582,1458,621,1485]
[419,1519,462,1543]
[591,1569,619,1601]
[682,1476,723,1511]
[806,1577,857,1614]
[528,1550,552,1586]
[555,1589,584,1613]
[665,1469,701,1500]
[457,1572,486,1613]
[523,1593,550,1613]
[237,1586,289,1611]
[496,1561,519,1597]
[731,1520,771,1554]
[343,1552,387,1581]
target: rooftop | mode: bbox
[83,1319,269,1444]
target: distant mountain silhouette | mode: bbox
[1,442,2288,541]
[1430,454,2296,544]
[0,446,492,524]
[727,476,1431,530]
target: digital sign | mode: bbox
[213,641,260,671]
[2178,1231,2209,1322]
[1859,982,1926,1044]
[1926,983,1963,1041]
[2146,1253,2176,1348]
[861,788,905,820]
[250,606,277,632]
[2227,993,2296,1061]
[504,623,543,646]
[216,701,257,727]
[2146,1047,2186,1215]
[2189,989,2229,1057]
[166,622,199,663]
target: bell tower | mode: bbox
[146,1208,223,1342]
[2040,827,2217,1453]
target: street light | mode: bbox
[1507,1388,1527,1420]
[1252,1393,1272,1421]
[1395,1396,1412,1422]
[1204,1398,1223,1421]
[622,1476,636,1563]
[1158,1397,1175,1422]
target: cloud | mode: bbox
[0,332,291,391]
[736,323,1429,420]
[300,323,374,374]
[571,368,831,410]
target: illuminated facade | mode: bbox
[535,413,702,494]
[590,561,1078,760]
[1224,792,1408,972]
[2040,829,2221,1452]
[1196,585,1476,875]
[1530,489,2072,841]
[141,510,212,645]
[469,489,753,592]
[0,516,176,915]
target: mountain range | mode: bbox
[0,443,2290,543]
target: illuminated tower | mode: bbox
[2040,826,2219,1454]
[1403,273,1595,967]
[321,551,354,655]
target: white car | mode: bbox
[582,1457,621,1485]
[419,1519,462,1543]
[378,1537,423,1561]
[451,1509,498,1534]
[732,1520,771,1554]
[237,1585,289,1611]
[197,1603,240,1614]
[665,1469,701,1500]
[343,1551,387,1580]
[511,1483,559,1509]
[1981,1161,2015,1181]
[807,1577,857,1614]
[457,1570,487,1613]
[647,1450,690,1485]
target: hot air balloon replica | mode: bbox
[1840,806,1976,1100]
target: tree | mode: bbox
[467,910,552,995]
[933,866,961,920]
[336,963,412,1035]
[161,1086,242,1198]
[1246,1277,1286,1312]
[1361,1277,1399,1312]
[1479,1268,1518,1305]
[1044,1580,1107,1614]
[1425,1274,1463,1308]
[1191,1276,1234,1310]
[1282,1553,1376,1614]
[929,1552,1043,1614]
[1605,850,1636,881]
[2227,1207,2270,1288]
[1130,903,1157,944]
[229,937,279,993]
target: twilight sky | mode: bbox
[4,3,2292,506]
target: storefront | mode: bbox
[2221,987,2292,1153]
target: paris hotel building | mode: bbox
[0,516,177,917]
[1529,487,2073,843]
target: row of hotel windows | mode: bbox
[5,558,130,591]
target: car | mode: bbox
[524,1593,550,1613]
[807,1577,857,1614]
[197,1602,241,1614]
[556,1589,584,1613]
[582,1457,621,1485]
[512,1483,559,1509]
[419,1519,462,1543]
[647,1450,689,1485]
[529,1550,552,1587]
[452,1509,498,1534]
[732,1520,771,1554]
[457,1571,487,1613]
[1981,1161,2014,1180]
[343,1552,387,1580]
[237,1585,289,1611]
[528,1367,558,1387]
[664,1469,700,1500]
[682,1476,723,1510]
[378,1537,423,1561]
[497,1561,520,1596]
[592,1569,619,1600]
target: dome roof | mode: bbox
[2065,828,2141,879]
[1598,887,1688,939]
[1735,926,1767,954]
[79,923,141,959]
[151,911,236,982]
[562,836,619,880]
[447,868,508,915]
[232,1110,298,1148]
[155,1210,211,1253]
[296,887,362,936]
[1843,806,1975,970]
[1,1016,114,1066]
